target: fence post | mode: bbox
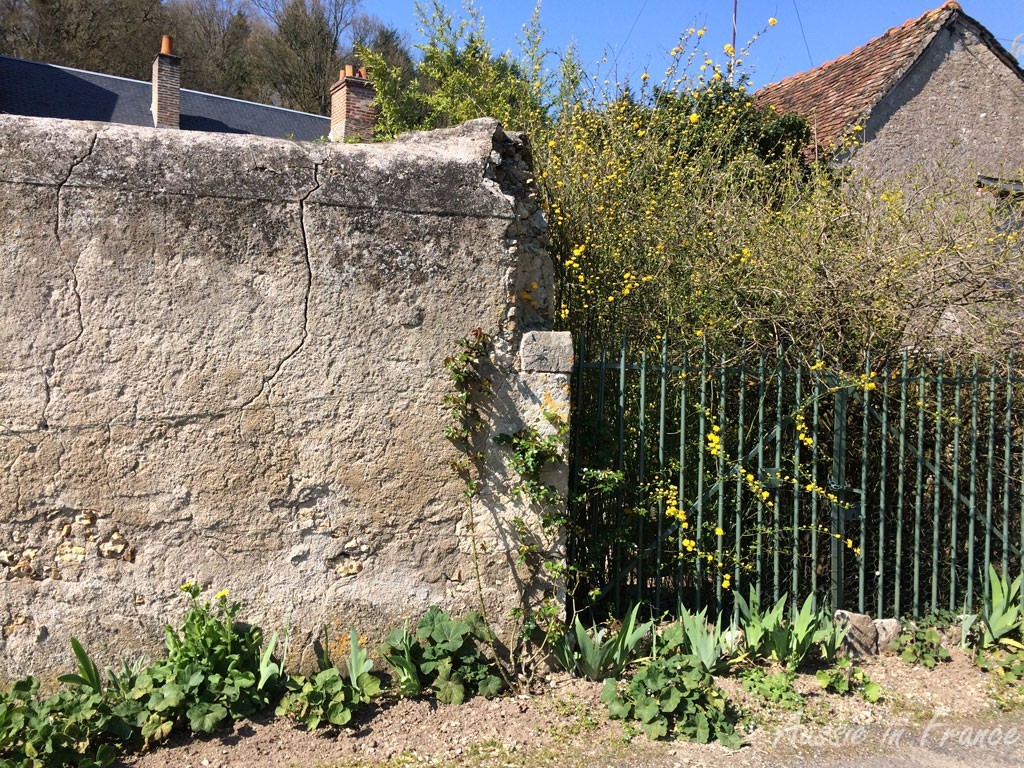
[831,386,849,610]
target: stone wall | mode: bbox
[0,114,569,679]
[856,18,1024,180]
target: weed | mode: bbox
[739,667,803,710]
[815,658,881,702]
[893,626,951,668]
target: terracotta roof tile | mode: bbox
[756,2,961,151]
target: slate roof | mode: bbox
[0,54,330,141]
[755,2,1023,152]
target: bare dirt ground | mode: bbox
[118,647,1024,768]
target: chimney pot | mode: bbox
[161,35,175,56]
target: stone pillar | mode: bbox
[329,65,376,143]
[151,35,180,130]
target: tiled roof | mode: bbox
[0,55,330,141]
[756,2,963,151]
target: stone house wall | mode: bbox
[855,18,1024,181]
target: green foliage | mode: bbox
[0,584,284,765]
[0,675,121,768]
[654,607,738,676]
[381,607,503,704]
[553,604,652,681]
[815,658,881,702]
[734,589,845,668]
[124,583,284,741]
[601,655,740,747]
[976,648,1024,689]
[276,629,381,730]
[739,667,803,710]
[442,329,490,449]
[498,427,564,506]
[894,626,951,668]
[969,567,1024,651]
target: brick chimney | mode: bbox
[330,65,376,142]
[152,35,181,129]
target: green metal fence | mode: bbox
[568,336,1024,620]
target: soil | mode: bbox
[117,647,1024,768]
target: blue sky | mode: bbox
[365,1,1024,88]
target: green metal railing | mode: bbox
[568,337,1024,620]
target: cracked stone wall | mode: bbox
[0,114,570,679]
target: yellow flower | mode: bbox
[689,113,700,125]
[215,588,230,600]
[640,72,649,81]
[723,43,735,56]
[715,527,724,536]
[179,581,195,592]
[768,17,778,26]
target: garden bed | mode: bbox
[118,647,1018,768]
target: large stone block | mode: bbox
[0,114,562,679]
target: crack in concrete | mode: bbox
[42,131,99,429]
[240,162,319,410]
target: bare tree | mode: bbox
[251,0,360,114]
[0,0,166,79]
[165,0,266,100]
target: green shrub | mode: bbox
[894,626,951,668]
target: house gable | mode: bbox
[856,13,1024,179]
[756,2,1024,178]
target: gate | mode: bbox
[568,336,1024,620]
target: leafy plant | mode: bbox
[816,658,881,702]
[498,427,564,506]
[894,626,951,668]
[739,667,804,710]
[553,604,652,681]
[0,674,124,768]
[976,648,1024,688]
[734,589,841,668]
[601,655,740,747]
[655,607,738,675]
[276,629,381,730]
[381,607,503,704]
[966,567,1024,651]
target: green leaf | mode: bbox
[634,699,660,724]
[435,675,466,705]
[600,678,619,705]
[327,700,353,726]
[148,683,184,712]
[476,674,503,699]
[187,702,228,733]
[861,681,882,703]
[642,717,668,740]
